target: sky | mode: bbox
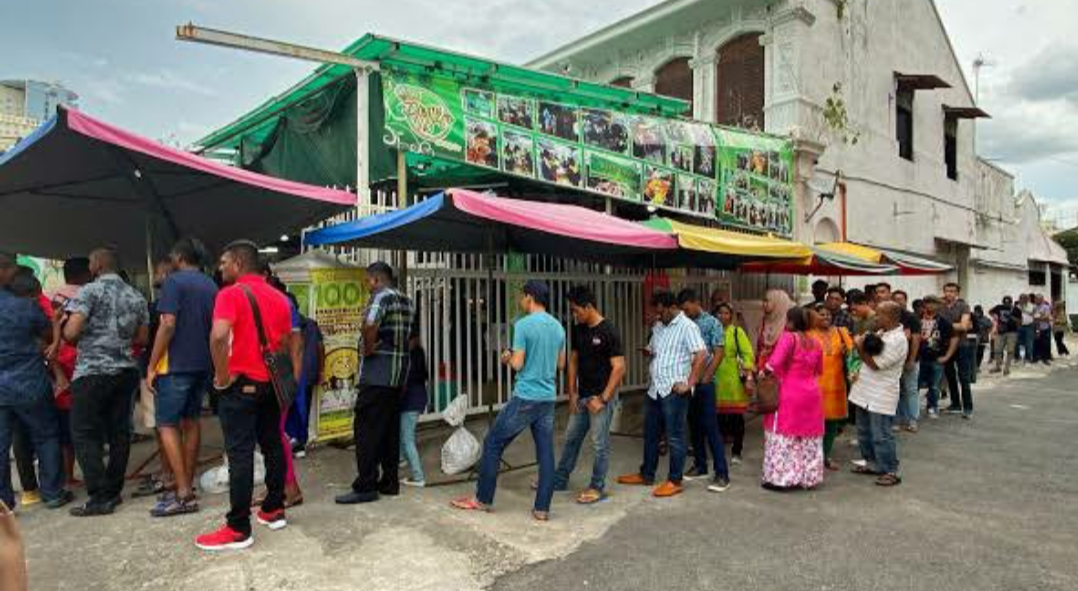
[6,0,1077,220]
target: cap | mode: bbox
[522,279,551,307]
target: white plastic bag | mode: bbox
[443,394,469,427]
[441,426,481,475]
[198,452,266,494]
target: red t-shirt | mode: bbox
[213,274,292,382]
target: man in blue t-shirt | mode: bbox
[452,280,565,521]
[146,238,218,516]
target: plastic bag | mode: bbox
[198,452,266,494]
[441,426,481,475]
[443,394,469,427]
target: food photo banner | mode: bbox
[381,69,794,236]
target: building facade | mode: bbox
[528,0,1063,306]
[0,79,77,151]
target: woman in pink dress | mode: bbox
[759,307,825,490]
[757,288,795,370]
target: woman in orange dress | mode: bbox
[811,304,853,471]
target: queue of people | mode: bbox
[3,243,1073,551]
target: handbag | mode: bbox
[754,372,779,414]
[240,285,298,410]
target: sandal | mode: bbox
[825,459,840,472]
[576,489,605,505]
[532,510,550,522]
[450,497,490,512]
[851,465,881,476]
[150,495,199,517]
[132,478,171,499]
[875,474,902,487]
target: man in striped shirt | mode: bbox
[617,291,706,498]
[336,262,415,505]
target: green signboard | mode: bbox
[381,70,795,236]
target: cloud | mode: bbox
[1006,43,1078,104]
[980,100,1078,164]
[80,77,127,106]
[125,69,216,97]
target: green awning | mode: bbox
[196,34,691,153]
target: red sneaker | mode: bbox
[194,524,253,551]
[256,508,287,530]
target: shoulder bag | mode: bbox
[240,285,297,410]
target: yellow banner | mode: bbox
[310,268,367,442]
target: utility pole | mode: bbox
[972,53,996,105]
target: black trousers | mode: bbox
[1054,331,1070,356]
[71,370,138,505]
[218,377,286,536]
[718,413,746,457]
[12,420,38,493]
[351,385,401,495]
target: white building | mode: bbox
[0,79,77,152]
[528,0,1066,305]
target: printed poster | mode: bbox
[309,268,368,442]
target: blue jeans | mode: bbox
[855,405,898,474]
[476,397,555,512]
[553,396,616,492]
[688,382,729,479]
[0,397,65,508]
[919,358,944,412]
[641,392,689,484]
[897,363,920,425]
[399,411,425,482]
[1017,325,1035,362]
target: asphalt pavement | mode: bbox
[491,364,1078,591]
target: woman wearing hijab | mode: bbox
[757,288,794,369]
[759,307,825,491]
[715,303,754,465]
[811,305,852,471]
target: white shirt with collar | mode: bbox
[647,312,706,400]
[849,325,909,415]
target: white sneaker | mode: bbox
[401,478,426,488]
[731,455,743,466]
[850,459,868,468]
[928,409,940,420]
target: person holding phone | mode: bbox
[552,286,625,504]
[617,291,706,498]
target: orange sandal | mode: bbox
[450,497,491,512]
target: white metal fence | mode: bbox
[305,188,792,422]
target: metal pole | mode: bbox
[396,150,408,287]
[144,212,155,302]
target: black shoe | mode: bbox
[707,476,731,493]
[682,467,707,481]
[379,488,400,497]
[70,501,115,517]
[335,491,379,504]
[45,489,75,510]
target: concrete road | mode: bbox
[14,359,1078,591]
[492,365,1078,591]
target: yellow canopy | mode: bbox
[817,242,885,263]
[645,218,813,259]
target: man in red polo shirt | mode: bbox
[195,241,293,551]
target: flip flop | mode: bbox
[875,474,902,487]
[851,465,881,476]
[532,510,550,522]
[576,489,606,505]
[450,497,490,512]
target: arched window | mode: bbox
[609,76,634,88]
[654,57,693,116]
[715,33,765,130]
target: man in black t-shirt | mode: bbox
[553,286,625,504]
[919,296,957,419]
[989,296,1021,375]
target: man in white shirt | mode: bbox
[849,302,908,487]
[616,291,706,498]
